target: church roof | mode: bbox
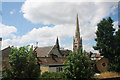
[36,46,53,57]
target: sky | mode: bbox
[0,0,119,53]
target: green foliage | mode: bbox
[93,17,115,58]
[109,26,120,72]
[63,49,95,79]
[40,72,64,78]
[2,45,40,79]
[94,17,120,72]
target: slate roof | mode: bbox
[60,49,71,57]
[1,46,11,57]
[37,57,67,66]
[35,46,53,57]
[49,46,63,57]
[35,45,66,57]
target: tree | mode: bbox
[63,49,95,79]
[109,25,120,72]
[94,17,120,72]
[93,17,115,58]
[114,25,120,56]
[2,45,40,79]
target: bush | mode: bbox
[41,72,64,78]
[63,49,95,79]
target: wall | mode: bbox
[40,66,49,74]
[49,67,56,72]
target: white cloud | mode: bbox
[10,9,15,15]
[0,23,17,38]
[0,23,17,49]
[113,21,118,31]
[1,1,118,53]
[12,24,75,45]
[21,1,117,40]
[83,44,98,53]
[61,44,73,50]
[19,0,119,2]
[10,11,14,14]
[1,24,75,49]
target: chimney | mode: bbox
[36,42,38,47]
[0,37,2,50]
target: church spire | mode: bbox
[75,14,80,39]
[73,14,82,52]
[55,37,60,49]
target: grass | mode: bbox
[94,72,120,79]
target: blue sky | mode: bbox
[2,2,54,36]
[0,1,119,53]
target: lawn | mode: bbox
[94,72,120,79]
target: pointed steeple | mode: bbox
[75,14,80,39]
[55,37,60,49]
[73,14,82,52]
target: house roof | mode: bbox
[35,45,65,57]
[35,46,53,57]
[37,57,67,66]
[95,54,100,57]
[1,46,11,57]
[49,46,63,57]
[60,49,71,56]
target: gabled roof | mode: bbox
[37,57,67,66]
[35,44,64,57]
[1,46,10,51]
[36,46,53,57]
[1,46,11,57]
[60,49,71,56]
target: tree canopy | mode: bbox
[63,49,95,79]
[94,17,120,72]
[93,17,115,58]
[2,45,40,79]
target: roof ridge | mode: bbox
[37,46,53,48]
[47,45,55,55]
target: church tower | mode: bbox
[73,14,82,52]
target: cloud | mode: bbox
[1,24,74,49]
[21,1,117,41]
[0,23,17,38]
[10,24,75,45]
[113,21,118,31]
[61,44,73,50]
[0,23,17,49]
[19,0,119,2]
[21,2,116,25]
[83,44,98,53]
[1,1,118,53]
[10,11,14,14]
[10,9,15,15]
